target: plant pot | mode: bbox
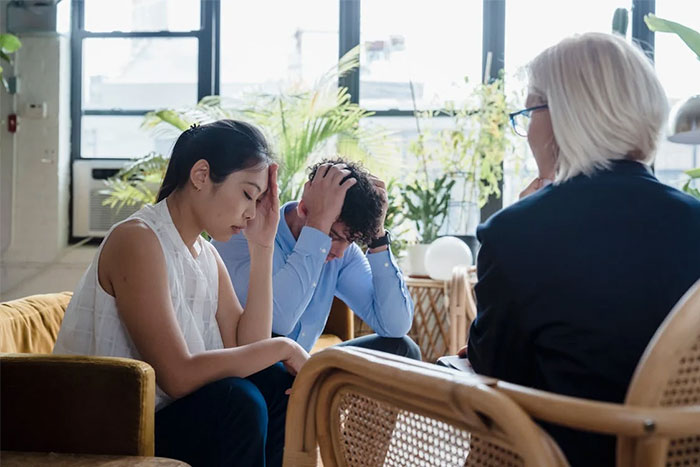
[407,243,430,277]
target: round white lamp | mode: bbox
[425,236,473,281]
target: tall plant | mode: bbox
[104,46,382,209]
[401,76,513,243]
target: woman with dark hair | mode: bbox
[54,119,309,466]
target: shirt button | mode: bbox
[321,248,327,253]
[312,282,317,287]
[301,332,306,337]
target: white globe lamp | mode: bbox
[425,236,473,281]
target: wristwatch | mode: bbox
[368,230,391,249]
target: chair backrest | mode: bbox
[284,347,568,467]
[619,278,700,466]
[0,292,72,353]
[324,297,354,342]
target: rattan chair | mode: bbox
[449,265,477,354]
[494,278,700,467]
[283,346,568,467]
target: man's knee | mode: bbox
[397,336,422,360]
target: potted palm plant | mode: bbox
[103,46,382,209]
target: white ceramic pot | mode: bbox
[407,243,430,277]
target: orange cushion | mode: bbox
[0,292,72,353]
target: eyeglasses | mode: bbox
[509,104,548,137]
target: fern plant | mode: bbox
[104,46,383,209]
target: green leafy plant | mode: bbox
[401,174,455,244]
[682,167,700,200]
[644,14,700,200]
[104,46,384,209]
[0,33,22,91]
[438,77,512,221]
[644,14,700,59]
[401,75,513,242]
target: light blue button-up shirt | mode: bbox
[212,202,414,352]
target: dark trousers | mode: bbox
[154,362,293,467]
[336,333,422,361]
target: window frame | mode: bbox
[70,0,220,163]
[70,0,660,219]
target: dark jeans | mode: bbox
[154,362,293,467]
[336,333,422,361]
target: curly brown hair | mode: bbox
[307,158,383,245]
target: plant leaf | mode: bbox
[685,167,700,178]
[644,14,700,59]
[0,34,21,54]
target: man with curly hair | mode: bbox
[214,158,419,359]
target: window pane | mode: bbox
[81,115,177,159]
[361,116,481,237]
[503,0,629,208]
[84,0,200,32]
[83,38,198,110]
[360,0,482,111]
[653,1,700,188]
[220,0,339,99]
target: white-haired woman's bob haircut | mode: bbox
[528,32,668,182]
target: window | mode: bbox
[72,0,693,225]
[72,0,210,160]
[219,0,338,99]
[359,0,482,111]
[653,1,700,188]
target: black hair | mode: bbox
[157,119,273,202]
[307,157,383,245]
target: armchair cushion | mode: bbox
[1,354,155,457]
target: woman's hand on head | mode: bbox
[244,164,280,248]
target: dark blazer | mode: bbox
[468,160,700,466]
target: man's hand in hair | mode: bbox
[368,174,389,242]
[299,163,357,235]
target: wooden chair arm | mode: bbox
[494,380,700,438]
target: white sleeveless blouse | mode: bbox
[54,199,223,410]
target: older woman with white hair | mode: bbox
[465,32,700,466]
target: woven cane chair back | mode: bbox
[619,279,700,466]
[283,347,567,467]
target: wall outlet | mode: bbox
[24,102,48,119]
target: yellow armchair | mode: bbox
[0,292,186,466]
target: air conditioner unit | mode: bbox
[72,159,143,238]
